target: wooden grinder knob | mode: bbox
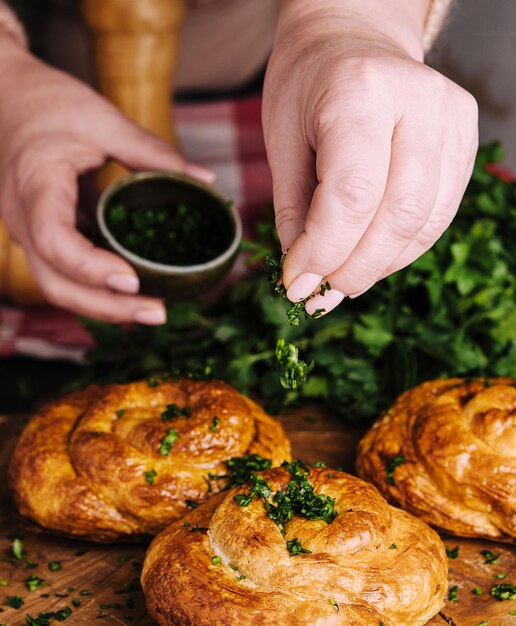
[81,0,186,188]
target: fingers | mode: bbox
[281,99,394,303]
[24,165,142,293]
[24,245,166,324]
[98,108,216,184]
[308,115,442,310]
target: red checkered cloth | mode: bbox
[0,95,272,361]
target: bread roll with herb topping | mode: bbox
[356,378,516,542]
[8,378,291,542]
[142,462,448,626]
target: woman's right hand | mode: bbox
[0,34,215,324]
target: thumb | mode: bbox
[100,110,216,184]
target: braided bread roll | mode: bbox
[8,379,291,541]
[356,378,516,542]
[142,464,448,626]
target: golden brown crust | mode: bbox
[141,467,448,626]
[8,379,291,541]
[356,378,516,542]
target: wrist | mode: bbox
[277,0,429,61]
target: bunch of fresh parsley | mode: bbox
[78,143,515,423]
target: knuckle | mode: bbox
[416,214,453,247]
[385,195,431,239]
[275,206,302,232]
[33,226,57,262]
[330,176,381,219]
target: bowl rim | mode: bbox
[97,170,243,274]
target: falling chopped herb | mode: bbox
[211,556,222,565]
[115,409,126,417]
[481,550,501,565]
[389,543,398,550]
[185,499,200,509]
[145,469,158,485]
[236,575,246,583]
[79,589,92,596]
[448,586,459,602]
[473,587,483,595]
[276,338,313,390]
[4,595,24,608]
[0,580,7,587]
[71,600,81,608]
[329,598,339,612]
[161,404,191,421]
[12,538,24,560]
[25,575,45,592]
[446,546,459,559]
[210,416,220,433]
[386,455,406,486]
[74,549,90,557]
[490,584,516,601]
[286,539,312,557]
[159,428,180,455]
[48,561,62,572]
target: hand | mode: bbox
[0,35,214,324]
[263,0,478,315]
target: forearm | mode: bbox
[277,0,450,61]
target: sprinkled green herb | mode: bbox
[276,338,314,390]
[314,461,327,468]
[25,613,56,626]
[448,586,459,602]
[495,573,507,579]
[71,600,81,608]
[115,409,126,417]
[25,561,38,569]
[490,584,516,601]
[0,580,7,587]
[211,556,221,565]
[446,546,459,559]
[481,550,501,565]
[183,522,191,527]
[473,587,483,595]
[54,607,72,621]
[236,575,246,583]
[26,575,45,592]
[12,538,24,560]
[229,564,238,571]
[79,589,92,596]
[48,561,62,572]
[161,404,191,421]
[386,455,406,486]
[329,598,339,612]
[286,539,312,557]
[209,454,272,489]
[476,621,488,626]
[40,594,50,599]
[100,603,122,610]
[74,549,90,557]
[190,525,208,532]
[147,376,160,388]
[210,416,220,432]
[185,499,200,509]
[4,595,24,608]
[159,428,179,455]
[145,469,158,485]
[114,580,139,595]
[389,543,398,550]
[66,588,74,594]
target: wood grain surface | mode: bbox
[0,406,514,625]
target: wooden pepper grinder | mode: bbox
[81,0,186,189]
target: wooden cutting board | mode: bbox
[0,407,514,626]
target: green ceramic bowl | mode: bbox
[97,171,242,299]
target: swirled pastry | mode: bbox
[8,379,291,541]
[142,463,447,626]
[356,378,516,542]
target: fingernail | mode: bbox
[133,308,167,325]
[186,163,216,184]
[305,289,346,316]
[106,273,139,294]
[349,283,375,299]
[286,273,323,302]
